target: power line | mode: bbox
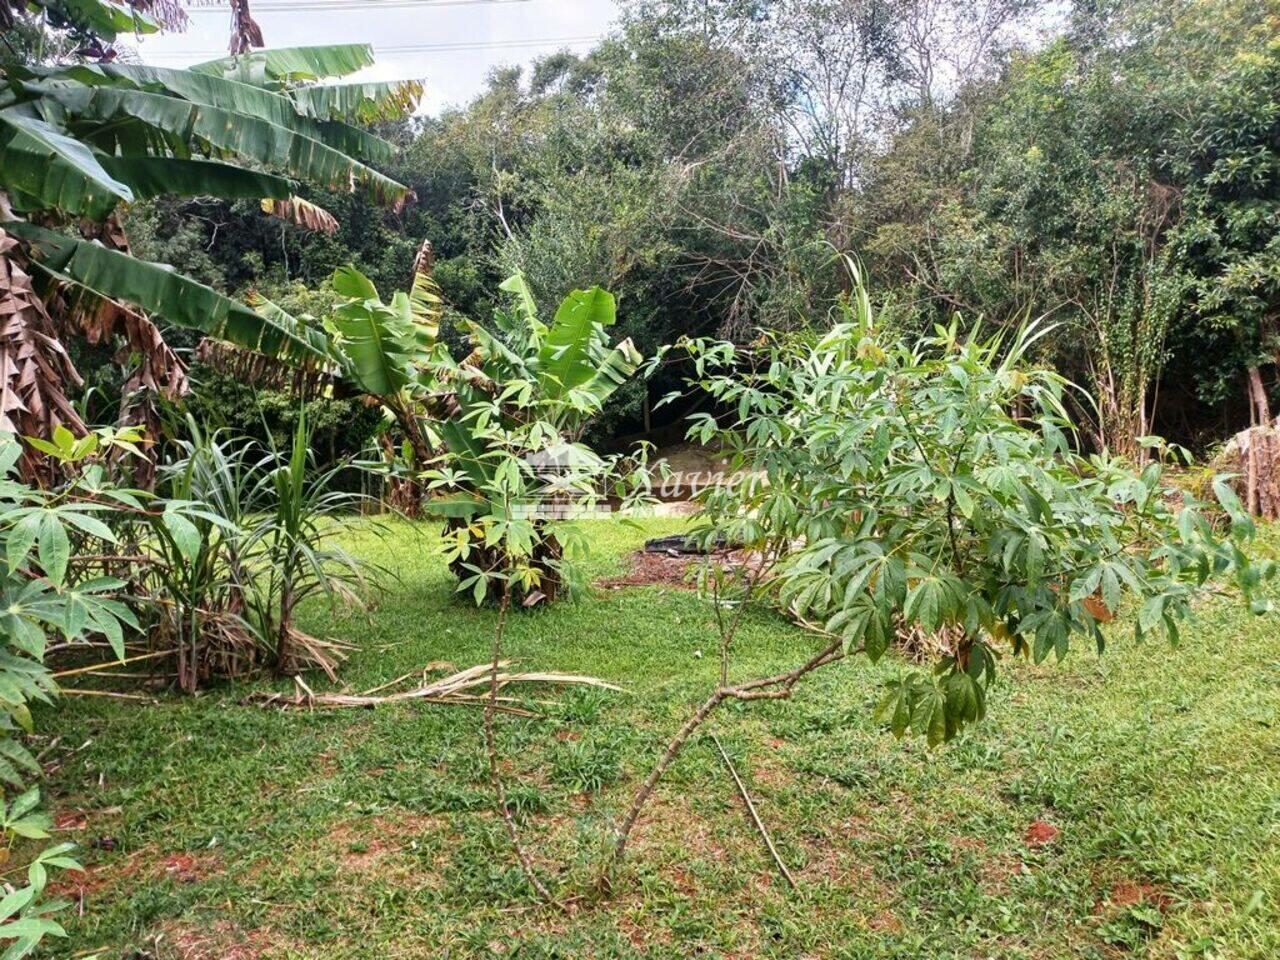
[143,33,602,59]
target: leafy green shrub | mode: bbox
[685,264,1273,745]
[152,416,378,687]
[0,431,143,956]
[252,261,653,603]
[601,261,1274,880]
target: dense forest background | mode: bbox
[109,0,1278,462]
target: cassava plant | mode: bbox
[0,429,151,957]
[599,259,1275,883]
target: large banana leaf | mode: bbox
[534,287,617,400]
[44,63,398,165]
[192,45,377,85]
[408,259,443,349]
[7,223,330,363]
[577,338,643,408]
[498,272,546,344]
[331,264,380,301]
[45,0,161,41]
[99,157,292,201]
[437,416,496,488]
[0,112,132,219]
[27,82,410,206]
[289,80,425,124]
[328,268,418,396]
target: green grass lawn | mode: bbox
[35,517,1280,959]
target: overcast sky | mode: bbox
[129,0,621,115]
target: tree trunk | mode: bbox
[1247,366,1271,427]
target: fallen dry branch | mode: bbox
[59,689,156,702]
[245,660,622,713]
[51,650,175,680]
[710,733,796,889]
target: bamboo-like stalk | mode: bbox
[710,733,796,889]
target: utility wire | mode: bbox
[185,0,530,9]
[144,33,602,59]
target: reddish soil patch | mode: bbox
[597,550,699,590]
[1024,819,1060,846]
[162,852,212,884]
[1109,880,1172,909]
[868,909,903,933]
[324,812,443,877]
[53,809,89,832]
[156,919,274,960]
[46,863,111,902]
[597,546,767,591]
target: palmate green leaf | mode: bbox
[35,513,69,587]
[0,740,39,780]
[191,45,378,85]
[904,575,958,633]
[6,514,41,575]
[8,787,41,821]
[535,287,617,400]
[0,915,66,950]
[27,82,410,206]
[0,112,132,219]
[7,223,330,363]
[912,682,949,747]
[0,885,33,923]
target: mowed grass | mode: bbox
[34,517,1280,959]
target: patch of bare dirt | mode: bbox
[1107,880,1173,909]
[46,863,112,902]
[597,550,700,590]
[597,545,768,591]
[152,919,279,960]
[1024,819,1060,846]
[162,852,216,884]
[53,808,90,832]
[323,812,444,879]
[868,909,903,933]
[977,852,1024,894]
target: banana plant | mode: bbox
[234,253,646,602]
[1,4,423,480]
